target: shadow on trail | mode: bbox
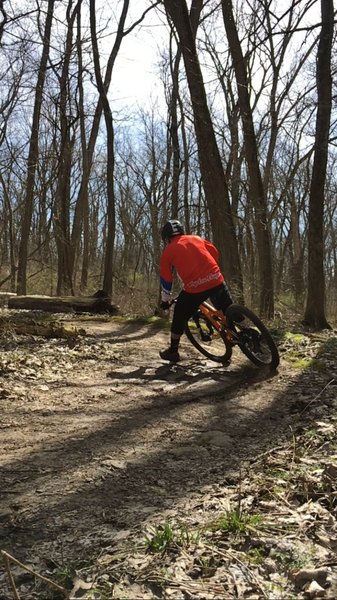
[85,321,167,344]
[105,361,260,384]
[0,343,331,573]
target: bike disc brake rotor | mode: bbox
[239,326,272,363]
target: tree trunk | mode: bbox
[166,0,203,221]
[54,0,82,295]
[76,3,89,292]
[289,199,305,309]
[167,46,181,220]
[89,0,122,295]
[221,0,274,317]
[16,0,54,294]
[0,172,16,292]
[303,0,333,329]
[163,0,243,300]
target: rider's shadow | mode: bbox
[106,361,243,384]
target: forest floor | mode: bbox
[0,309,337,600]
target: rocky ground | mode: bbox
[0,310,337,599]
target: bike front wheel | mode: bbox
[185,310,232,363]
[225,304,279,369]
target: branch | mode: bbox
[1,550,69,599]
[123,0,162,36]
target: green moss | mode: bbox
[285,354,313,369]
[112,314,170,329]
[284,331,306,343]
[285,353,327,371]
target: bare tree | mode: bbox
[221,0,274,317]
[304,0,334,328]
[70,1,160,292]
[0,171,16,290]
[164,0,203,220]
[163,0,243,299]
[2,0,337,318]
[52,0,81,295]
[16,0,54,294]
[75,2,90,291]
[89,0,131,295]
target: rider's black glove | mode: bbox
[160,301,170,310]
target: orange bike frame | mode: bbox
[198,301,234,342]
[198,301,226,331]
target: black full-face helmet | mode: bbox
[161,219,185,242]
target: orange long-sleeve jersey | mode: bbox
[160,234,224,301]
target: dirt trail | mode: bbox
[0,317,323,596]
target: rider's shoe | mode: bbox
[159,348,181,362]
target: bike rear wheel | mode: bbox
[226,304,280,369]
[185,310,232,363]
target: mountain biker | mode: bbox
[159,219,234,362]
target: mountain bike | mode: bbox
[183,301,280,369]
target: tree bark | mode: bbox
[303,0,333,329]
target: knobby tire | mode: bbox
[226,304,280,369]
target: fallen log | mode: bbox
[0,291,17,306]
[8,292,119,315]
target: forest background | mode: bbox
[0,0,336,328]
